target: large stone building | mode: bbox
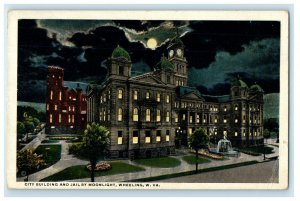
[86,37,264,159]
[45,66,87,134]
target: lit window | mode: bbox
[146,92,150,99]
[59,91,62,101]
[254,132,257,136]
[49,114,52,123]
[235,105,238,111]
[223,130,227,136]
[166,95,170,103]
[214,129,218,135]
[72,106,75,112]
[175,113,178,123]
[156,93,160,102]
[146,109,151,122]
[72,115,74,123]
[235,132,238,136]
[166,130,170,142]
[118,89,123,99]
[107,110,110,121]
[214,117,218,123]
[118,131,123,145]
[133,90,138,100]
[108,90,111,99]
[203,115,207,123]
[100,96,103,103]
[176,80,179,86]
[188,128,193,135]
[68,106,71,111]
[68,115,71,123]
[166,111,170,122]
[59,114,61,123]
[118,108,123,121]
[189,116,193,123]
[99,112,102,121]
[50,90,53,100]
[54,105,57,111]
[103,94,106,102]
[196,114,200,123]
[182,114,186,121]
[156,109,161,122]
[243,116,246,123]
[103,110,106,121]
[223,106,227,112]
[145,131,151,143]
[133,108,139,122]
[156,130,161,142]
[133,131,139,144]
[235,119,238,123]
[46,104,49,111]
[223,116,227,123]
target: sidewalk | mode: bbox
[21,128,46,151]
[17,143,278,182]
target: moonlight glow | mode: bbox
[147,38,157,49]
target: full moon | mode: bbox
[147,38,157,49]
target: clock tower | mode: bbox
[167,34,188,86]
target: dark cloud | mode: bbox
[18,19,280,102]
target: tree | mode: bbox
[189,128,209,173]
[17,121,26,140]
[81,123,110,182]
[263,129,271,144]
[24,121,35,142]
[17,149,46,181]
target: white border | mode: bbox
[6,10,289,190]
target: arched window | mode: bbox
[156,109,161,122]
[118,89,123,99]
[133,108,139,122]
[133,90,138,100]
[146,91,150,99]
[118,108,123,121]
[156,93,160,102]
[166,111,170,122]
[146,109,151,122]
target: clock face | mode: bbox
[176,49,182,57]
[169,50,174,57]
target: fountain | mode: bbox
[210,138,238,157]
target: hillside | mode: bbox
[17,101,46,112]
[263,93,279,120]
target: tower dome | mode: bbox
[250,83,264,92]
[111,45,131,61]
[155,55,175,71]
[232,79,248,88]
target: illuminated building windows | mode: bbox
[156,109,161,122]
[146,91,150,99]
[156,93,160,102]
[118,108,123,121]
[49,114,53,123]
[133,90,138,100]
[156,130,161,142]
[118,89,123,99]
[117,131,123,145]
[133,108,139,122]
[133,131,139,144]
[146,109,151,122]
[50,90,53,100]
[165,111,170,122]
[145,131,151,143]
[166,95,170,103]
[166,130,170,142]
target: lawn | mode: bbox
[134,156,181,168]
[40,162,145,181]
[34,144,61,168]
[182,155,211,165]
[240,146,274,156]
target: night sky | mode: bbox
[17,20,280,102]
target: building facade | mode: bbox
[45,66,87,134]
[87,37,264,159]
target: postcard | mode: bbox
[6,10,289,189]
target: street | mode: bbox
[155,160,279,183]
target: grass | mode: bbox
[133,156,181,168]
[182,155,211,165]
[34,144,61,168]
[40,162,145,181]
[129,160,259,182]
